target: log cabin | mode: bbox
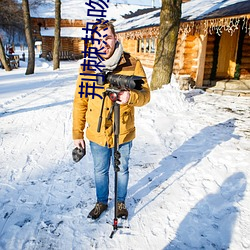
[31,18,86,60]
[115,0,250,93]
[30,2,152,61]
[31,17,88,60]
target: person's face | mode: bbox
[93,27,117,60]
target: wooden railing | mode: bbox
[46,51,75,61]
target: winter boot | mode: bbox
[87,202,108,220]
[117,202,128,219]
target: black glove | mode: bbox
[72,146,86,162]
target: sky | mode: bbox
[0,48,249,249]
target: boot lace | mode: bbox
[118,202,126,211]
[93,203,102,215]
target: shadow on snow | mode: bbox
[0,100,72,117]
[164,172,247,249]
[128,119,239,213]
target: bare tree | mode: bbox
[22,0,35,75]
[0,0,24,34]
[151,0,182,90]
[53,0,61,70]
[0,0,23,71]
[0,37,11,71]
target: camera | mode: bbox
[97,70,144,90]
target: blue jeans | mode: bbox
[90,141,132,205]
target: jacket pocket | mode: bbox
[120,106,134,134]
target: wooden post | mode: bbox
[149,39,152,53]
[139,39,142,53]
[195,32,207,88]
[143,38,146,54]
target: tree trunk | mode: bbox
[151,0,182,90]
[22,0,35,75]
[53,0,61,70]
[0,37,11,71]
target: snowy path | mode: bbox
[0,59,250,249]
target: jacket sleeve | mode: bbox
[72,67,89,140]
[128,59,150,107]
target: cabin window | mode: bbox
[137,39,141,53]
[137,38,156,54]
[150,38,155,53]
[146,38,150,53]
[137,38,145,53]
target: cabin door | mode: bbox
[216,30,239,79]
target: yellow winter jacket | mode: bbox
[72,52,150,148]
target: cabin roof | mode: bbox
[182,0,250,21]
[30,1,151,21]
[40,27,86,38]
[115,0,250,33]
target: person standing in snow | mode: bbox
[8,46,15,54]
[72,21,150,220]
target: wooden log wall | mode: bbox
[120,38,156,68]
[121,39,137,54]
[61,38,73,52]
[203,30,250,82]
[120,31,200,76]
[183,35,198,79]
[173,34,185,75]
[32,17,86,59]
[240,35,250,79]
[134,53,155,68]
[173,34,199,80]
[41,37,53,58]
[35,16,250,82]
[203,33,216,82]
[73,39,85,55]
[32,18,86,29]
[41,37,84,58]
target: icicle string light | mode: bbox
[179,16,250,36]
[117,26,159,40]
[117,16,250,40]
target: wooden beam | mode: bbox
[195,33,208,87]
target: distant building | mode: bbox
[30,2,152,61]
[31,17,86,60]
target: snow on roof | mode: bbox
[40,27,86,38]
[182,0,250,21]
[115,8,160,33]
[30,1,151,21]
[35,41,42,45]
[115,0,250,33]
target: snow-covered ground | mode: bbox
[0,50,250,250]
